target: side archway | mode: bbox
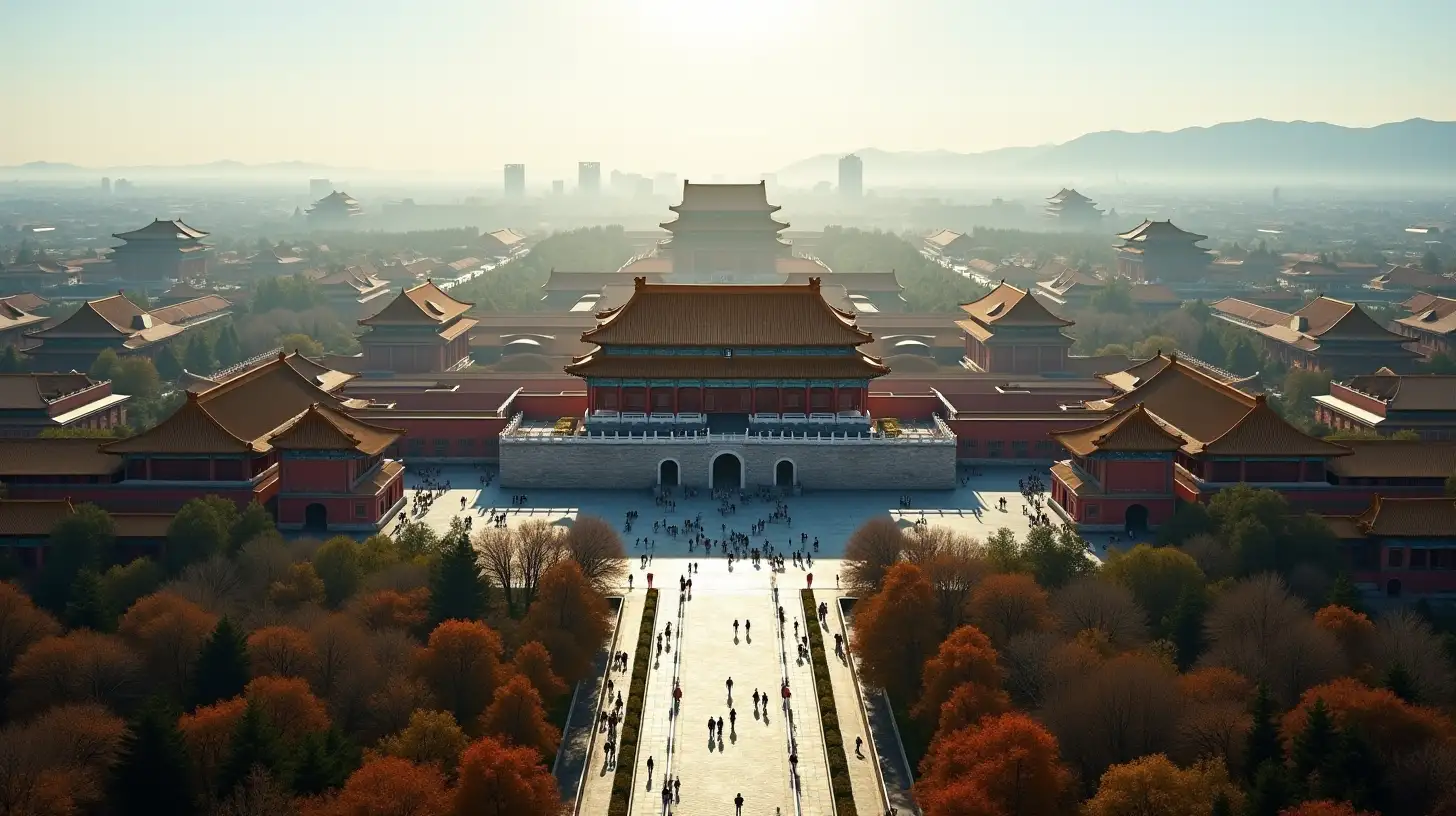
[774,458,797,488]
[658,458,680,487]
[303,503,328,532]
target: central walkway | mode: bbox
[402,464,1066,815]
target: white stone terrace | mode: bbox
[500,412,956,445]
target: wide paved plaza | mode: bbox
[401,464,1057,815]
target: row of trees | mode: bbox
[0,499,623,815]
[814,227,989,313]
[450,226,634,312]
[843,487,1456,815]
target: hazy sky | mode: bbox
[3,0,1454,179]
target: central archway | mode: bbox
[1124,504,1149,536]
[710,452,744,490]
[303,503,328,532]
[658,459,680,487]
[775,458,796,487]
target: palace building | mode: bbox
[107,219,212,285]
[499,276,955,491]
[1046,354,1429,534]
[630,181,792,282]
[1314,369,1456,439]
[24,292,232,371]
[0,373,129,437]
[357,281,476,375]
[1044,188,1103,230]
[307,191,364,229]
[1211,296,1419,376]
[0,352,405,533]
[1114,220,1212,283]
[956,282,1075,375]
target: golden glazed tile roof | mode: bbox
[0,439,122,476]
[1116,220,1208,243]
[1050,404,1186,456]
[1097,355,1342,457]
[1342,496,1456,538]
[1339,371,1456,411]
[580,278,873,347]
[924,230,965,249]
[268,403,401,455]
[1326,440,1456,480]
[112,219,209,242]
[0,373,96,410]
[359,281,472,326]
[564,352,888,379]
[670,182,779,213]
[104,353,349,455]
[959,282,1074,329]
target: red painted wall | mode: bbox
[512,392,588,418]
[866,393,943,420]
[948,416,1093,460]
[1105,460,1172,493]
[281,459,352,493]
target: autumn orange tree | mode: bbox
[934,682,1011,739]
[851,562,941,705]
[117,591,218,702]
[916,712,1072,816]
[510,641,568,702]
[1312,605,1375,677]
[244,676,331,743]
[911,624,1003,728]
[0,581,61,708]
[8,629,143,716]
[1280,677,1451,761]
[479,675,559,759]
[179,697,248,794]
[354,589,429,632]
[453,735,560,816]
[1085,754,1242,816]
[247,625,320,679]
[967,572,1052,647]
[415,620,505,727]
[521,560,609,685]
[301,754,450,816]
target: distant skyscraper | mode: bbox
[100,177,111,195]
[552,180,565,196]
[578,162,601,195]
[504,164,525,198]
[310,178,333,200]
[114,178,134,195]
[838,154,863,198]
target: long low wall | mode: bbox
[499,437,956,491]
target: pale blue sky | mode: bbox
[2,0,1453,178]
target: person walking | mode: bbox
[726,676,733,695]
[729,708,737,729]
[855,736,864,758]
[735,792,744,814]
[647,755,654,776]
[673,776,680,802]
[734,619,740,637]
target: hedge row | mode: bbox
[801,589,859,816]
[607,589,659,816]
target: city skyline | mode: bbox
[2,0,1454,177]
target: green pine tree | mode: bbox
[90,348,121,383]
[1168,586,1207,670]
[192,617,250,707]
[0,345,22,373]
[109,701,200,816]
[183,334,216,374]
[218,699,288,798]
[1384,661,1418,703]
[428,526,489,627]
[1291,698,1334,798]
[1244,761,1290,816]
[1329,723,1387,812]
[1245,683,1283,782]
[1211,792,1233,816]
[291,728,355,795]
[154,343,184,381]
[1327,571,1364,614]
[64,568,111,631]
[215,324,242,367]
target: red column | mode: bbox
[616,385,622,412]
[832,385,839,412]
[673,387,679,414]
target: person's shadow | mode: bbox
[733,635,739,645]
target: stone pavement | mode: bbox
[397,464,1063,816]
[810,589,894,814]
[571,590,652,815]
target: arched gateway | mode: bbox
[710,452,744,489]
[658,459,680,487]
[775,459,796,487]
[304,503,328,532]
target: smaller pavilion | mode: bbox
[956,282,1075,374]
[357,281,476,374]
[307,191,363,229]
[1211,296,1419,376]
[1114,220,1211,283]
[108,219,211,284]
[655,181,791,281]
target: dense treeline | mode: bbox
[814,227,988,312]
[844,485,1456,816]
[0,500,623,815]
[451,226,634,312]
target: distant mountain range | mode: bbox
[776,118,1456,188]
[0,160,361,181]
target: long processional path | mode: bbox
[402,465,1055,815]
